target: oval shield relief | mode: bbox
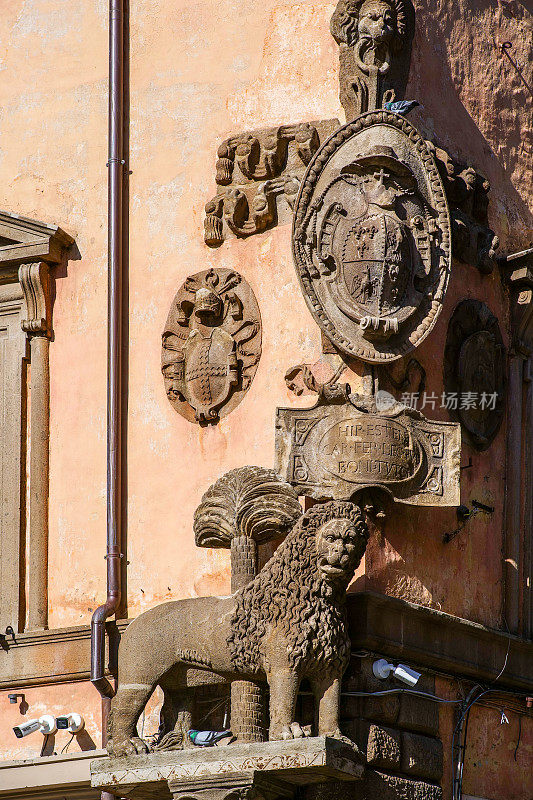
[293,110,452,362]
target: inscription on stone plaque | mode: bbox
[292,111,452,362]
[276,399,460,507]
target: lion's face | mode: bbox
[316,518,363,587]
[357,0,395,44]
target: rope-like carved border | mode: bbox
[292,110,452,362]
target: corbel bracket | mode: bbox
[505,248,533,353]
[18,262,51,338]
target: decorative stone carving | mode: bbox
[444,300,505,450]
[162,268,261,424]
[293,111,452,362]
[194,467,302,743]
[194,467,302,553]
[107,500,368,757]
[204,121,340,246]
[18,262,52,337]
[91,737,364,800]
[275,390,460,507]
[0,210,73,636]
[330,0,415,119]
[429,143,499,273]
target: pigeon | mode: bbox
[384,100,420,115]
[188,729,236,747]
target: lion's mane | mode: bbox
[228,501,368,676]
[330,0,408,48]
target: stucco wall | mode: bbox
[0,0,531,787]
[0,0,529,628]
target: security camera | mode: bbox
[373,658,421,687]
[56,713,85,733]
[393,664,421,687]
[12,715,57,739]
[13,719,41,739]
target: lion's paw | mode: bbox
[270,723,312,741]
[108,736,150,757]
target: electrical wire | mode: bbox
[342,688,464,703]
[60,734,75,754]
[514,716,522,761]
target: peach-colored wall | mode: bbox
[0,0,531,772]
[0,683,102,762]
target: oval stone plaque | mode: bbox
[161,268,262,424]
[319,416,421,484]
[292,110,451,362]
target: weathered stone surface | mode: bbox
[169,773,294,800]
[365,770,442,800]
[276,396,460,507]
[366,724,401,770]
[304,780,364,800]
[401,732,443,782]
[91,737,365,800]
[361,693,401,727]
[330,0,415,119]
[161,268,261,424]
[429,143,499,274]
[204,120,340,245]
[397,695,439,739]
[292,111,452,363]
[108,501,368,756]
[444,300,505,450]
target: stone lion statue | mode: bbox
[108,500,368,756]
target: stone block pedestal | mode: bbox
[90,737,364,800]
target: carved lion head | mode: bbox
[331,0,408,50]
[359,0,396,44]
[229,501,369,675]
[299,502,368,590]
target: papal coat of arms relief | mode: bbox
[161,268,261,424]
[293,110,452,362]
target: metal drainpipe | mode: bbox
[90,0,125,769]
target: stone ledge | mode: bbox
[91,737,364,800]
[0,622,128,690]
[0,748,105,799]
[348,591,533,693]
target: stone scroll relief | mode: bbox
[275,388,461,508]
[330,0,415,120]
[161,268,261,424]
[293,110,452,363]
[444,300,505,450]
[204,120,341,246]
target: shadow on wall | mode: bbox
[406,0,533,250]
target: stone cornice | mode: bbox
[505,248,533,352]
[0,210,74,269]
[0,212,74,336]
[1,595,532,693]
[347,591,533,693]
[0,749,105,799]
[0,622,128,690]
